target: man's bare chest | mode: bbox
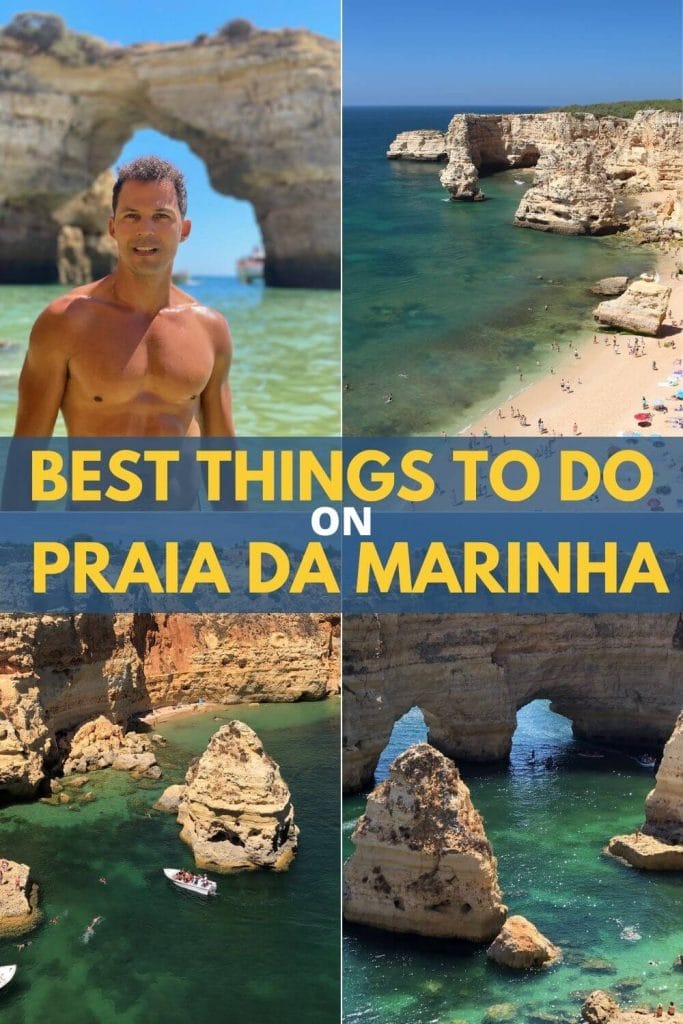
[65,310,215,401]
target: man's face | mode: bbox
[109,179,191,276]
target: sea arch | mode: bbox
[0,14,339,287]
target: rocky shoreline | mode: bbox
[386,110,682,245]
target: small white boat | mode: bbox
[632,754,656,769]
[163,868,217,897]
[0,965,16,989]
[514,179,526,185]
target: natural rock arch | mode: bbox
[0,14,340,287]
[343,613,683,791]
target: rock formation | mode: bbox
[386,130,447,161]
[590,276,630,296]
[514,141,618,235]
[486,915,561,969]
[0,612,338,797]
[388,110,682,240]
[62,715,160,778]
[154,783,184,813]
[0,860,40,937]
[175,721,298,872]
[343,614,683,793]
[55,171,117,285]
[580,990,676,1023]
[343,743,507,940]
[593,280,672,336]
[0,12,339,287]
[608,709,683,870]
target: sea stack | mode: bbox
[177,721,298,872]
[343,743,507,940]
[608,709,683,869]
[0,860,41,937]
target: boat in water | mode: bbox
[0,965,16,990]
[632,754,657,769]
[163,868,217,897]
[236,246,265,284]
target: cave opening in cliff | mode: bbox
[110,128,263,282]
[375,706,428,782]
[510,698,574,772]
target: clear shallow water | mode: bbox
[0,699,340,1023]
[344,700,683,1024]
[343,107,656,436]
[0,277,340,435]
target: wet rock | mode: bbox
[581,958,617,975]
[154,784,184,814]
[63,716,160,778]
[487,915,562,969]
[590,276,630,296]
[483,1003,517,1023]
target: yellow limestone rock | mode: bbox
[486,915,561,969]
[343,743,507,940]
[177,721,298,872]
[0,860,41,937]
[608,709,683,869]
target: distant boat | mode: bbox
[237,246,265,284]
[632,754,656,769]
[0,965,16,990]
[172,270,198,286]
[163,868,217,897]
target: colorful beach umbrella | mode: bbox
[634,413,651,421]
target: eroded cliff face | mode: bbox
[389,110,682,239]
[0,13,340,287]
[343,614,683,792]
[343,743,506,940]
[0,612,339,795]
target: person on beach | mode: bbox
[13,156,235,438]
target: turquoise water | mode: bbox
[0,277,340,435]
[0,699,340,1023]
[343,107,657,435]
[343,700,683,1023]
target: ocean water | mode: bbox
[0,699,340,1023]
[343,107,657,436]
[0,277,340,436]
[343,700,683,1023]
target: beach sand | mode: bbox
[140,701,227,725]
[459,249,683,439]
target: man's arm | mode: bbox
[200,312,235,437]
[14,307,69,436]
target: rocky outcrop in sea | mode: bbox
[343,743,507,940]
[175,721,298,872]
[0,612,338,798]
[388,110,682,241]
[608,709,683,869]
[486,915,561,969]
[0,860,41,937]
[62,715,160,779]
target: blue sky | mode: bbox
[0,1,339,274]
[344,0,682,106]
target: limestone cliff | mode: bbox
[0,611,338,796]
[389,110,682,240]
[343,614,683,792]
[0,13,339,287]
[386,130,447,161]
[176,720,298,871]
[608,709,683,869]
[343,743,506,940]
[486,915,561,969]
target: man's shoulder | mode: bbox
[37,278,114,326]
[177,300,231,348]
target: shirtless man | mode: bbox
[13,156,235,437]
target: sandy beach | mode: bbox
[459,248,683,438]
[140,701,228,726]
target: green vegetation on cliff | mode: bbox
[551,100,681,118]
